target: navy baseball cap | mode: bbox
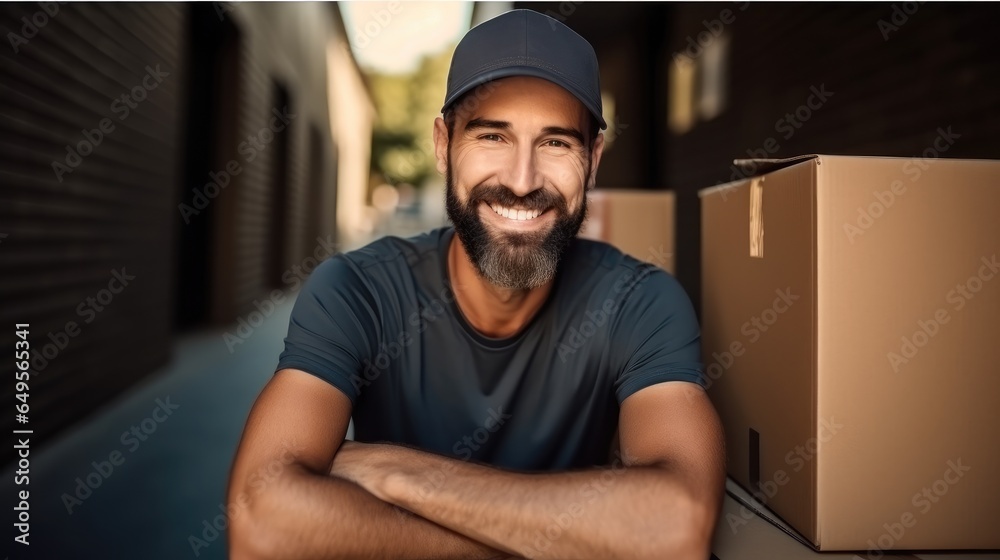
[442,9,607,130]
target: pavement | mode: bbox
[4,295,296,559]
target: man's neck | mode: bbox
[446,232,554,339]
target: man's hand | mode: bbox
[329,440,398,501]
[331,441,470,516]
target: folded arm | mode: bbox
[227,369,509,560]
[333,381,726,559]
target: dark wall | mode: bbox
[0,3,184,443]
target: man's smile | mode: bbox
[480,201,555,230]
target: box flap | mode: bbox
[733,154,820,177]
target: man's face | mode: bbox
[436,76,604,290]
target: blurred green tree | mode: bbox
[369,45,454,188]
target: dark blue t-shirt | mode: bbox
[276,227,705,470]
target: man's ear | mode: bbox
[432,117,449,176]
[586,132,606,191]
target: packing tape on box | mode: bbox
[749,177,765,258]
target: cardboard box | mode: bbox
[712,478,1000,560]
[700,155,1000,551]
[579,189,675,273]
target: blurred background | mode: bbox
[0,2,998,558]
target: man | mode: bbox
[228,9,724,560]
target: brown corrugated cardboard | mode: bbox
[700,155,1000,551]
[579,189,675,272]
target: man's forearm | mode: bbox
[232,463,508,560]
[334,444,717,560]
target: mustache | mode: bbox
[467,184,568,214]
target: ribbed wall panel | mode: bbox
[0,3,184,443]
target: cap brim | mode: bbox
[442,66,608,130]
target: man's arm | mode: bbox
[227,368,509,560]
[332,381,726,559]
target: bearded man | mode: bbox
[228,9,724,560]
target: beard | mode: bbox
[445,158,588,290]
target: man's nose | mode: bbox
[498,143,541,198]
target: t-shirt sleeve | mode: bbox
[610,264,706,404]
[275,255,378,405]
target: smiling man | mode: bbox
[228,9,724,560]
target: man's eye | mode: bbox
[480,134,503,142]
[544,139,570,148]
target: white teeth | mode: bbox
[489,203,545,221]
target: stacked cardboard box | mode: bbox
[700,155,1000,551]
[579,189,675,273]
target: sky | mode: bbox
[339,2,473,75]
